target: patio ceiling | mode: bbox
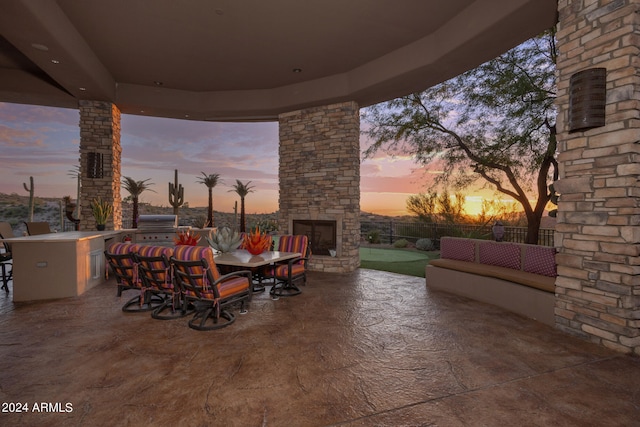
[0,0,557,121]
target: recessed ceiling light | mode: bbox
[154,81,163,86]
[79,87,86,91]
[293,68,302,73]
[31,43,49,51]
[51,59,60,64]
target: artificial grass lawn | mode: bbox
[359,247,439,278]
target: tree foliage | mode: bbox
[407,190,465,224]
[407,190,526,227]
[121,177,155,228]
[229,180,255,232]
[197,172,220,227]
[363,29,558,244]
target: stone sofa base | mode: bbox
[426,262,556,326]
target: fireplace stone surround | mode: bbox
[278,101,360,273]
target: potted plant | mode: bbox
[242,227,271,255]
[174,229,201,246]
[206,227,243,253]
[90,197,113,230]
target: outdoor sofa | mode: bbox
[426,237,557,326]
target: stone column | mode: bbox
[78,100,122,231]
[278,101,360,273]
[555,0,640,355]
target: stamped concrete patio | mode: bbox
[0,269,638,426]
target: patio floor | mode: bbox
[0,269,638,426]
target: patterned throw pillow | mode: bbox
[479,242,521,270]
[523,245,557,277]
[440,238,475,262]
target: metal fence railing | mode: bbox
[60,218,553,247]
[361,221,554,247]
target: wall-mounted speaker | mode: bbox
[569,68,606,132]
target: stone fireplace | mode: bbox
[278,101,360,273]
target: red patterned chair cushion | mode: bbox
[479,242,521,270]
[136,245,174,286]
[105,242,139,287]
[172,245,220,280]
[106,242,137,258]
[266,263,306,278]
[136,245,173,258]
[218,276,250,298]
[277,235,309,261]
[173,245,250,298]
[440,238,475,262]
[523,245,557,277]
[137,244,172,268]
[182,276,249,300]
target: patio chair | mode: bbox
[264,235,311,297]
[105,243,162,312]
[171,246,252,331]
[25,222,52,235]
[0,222,14,292]
[134,245,192,320]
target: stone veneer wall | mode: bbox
[278,101,360,273]
[555,0,640,355]
[78,100,122,231]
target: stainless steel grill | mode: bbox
[135,215,178,245]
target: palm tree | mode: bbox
[229,180,255,232]
[121,177,155,228]
[196,172,220,227]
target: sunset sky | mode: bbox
[0,101,496,217]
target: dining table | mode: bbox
[214,249,302,295]
[214,249,301,268]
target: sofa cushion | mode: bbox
[428,258,555,293]
[440,238,475,262]
[523,245,557,277]
[479,241,520,270]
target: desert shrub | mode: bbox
[367,229,381,244]
[393,238,409,248]
[191,215,209,228]
[416,238,435,251]
[251,218,279,233]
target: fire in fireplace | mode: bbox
[292,220,337,256]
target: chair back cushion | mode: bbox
[137,245,173,269]
[277,235,309,262]
[172,246,220,280]
[104,243,139,287]
[136,245,174,288]
[106,242,138,256]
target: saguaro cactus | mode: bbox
[168,169,184,216]
[23,176,34,222]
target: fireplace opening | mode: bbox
[292,220,337,256]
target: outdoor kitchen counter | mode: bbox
[3,230,124,302]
